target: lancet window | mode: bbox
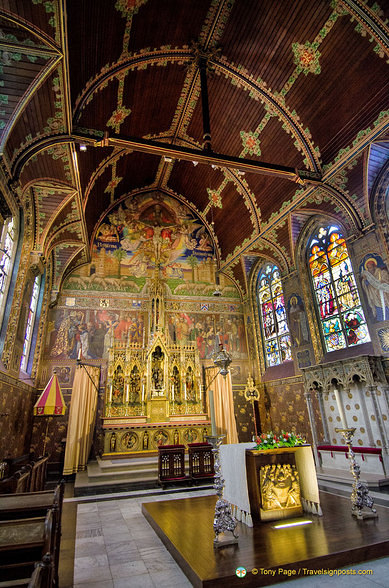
[308,225,370,352]
[20,274,41,371]
[0,218,16,327]
[257,263,291,367]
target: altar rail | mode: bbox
[317,444,384,476]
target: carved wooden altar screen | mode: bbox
[102,273,211,456]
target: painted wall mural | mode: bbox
[359,253,389,322]
[64,192,239,299]
[166,312,247,360]
[46,308,146,360]
[286,294,310,347]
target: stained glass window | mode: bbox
[0,218,15,326]
[308,225,370,352]
[20,275,41,371]
[257,263,292,366]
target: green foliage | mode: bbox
[255,431,307,450]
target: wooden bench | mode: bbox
[0,466,32,495]
[29,457,49,493]
[3,454,34,479]
[0,509,55,587]
[0,483,64,587]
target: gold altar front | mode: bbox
[246,448,304,522]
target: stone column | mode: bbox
[304,390,320,467]
[357,380,375,447]
[316,387,330,443]
[369,385,389,475]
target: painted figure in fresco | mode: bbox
[360,256,389,321]
[287,295,309,347]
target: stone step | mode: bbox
[93,455,160,474]
[316,466,384,487]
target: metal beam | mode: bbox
[72,128,322,185]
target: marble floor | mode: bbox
[69,488,389,588]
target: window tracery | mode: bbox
[308,225,370,352]
[257,263,292,366]
[0,218,16,327]
[20,274,41,371]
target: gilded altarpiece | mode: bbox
[102,274,210,455]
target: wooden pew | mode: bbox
[0,483,64,587]
[3,453,34,479]
[29,456,49,493]
[0,465,32,495]
[0,509,55,587]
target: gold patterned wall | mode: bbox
[0,373,35,461]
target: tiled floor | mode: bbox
[70,488,389,588]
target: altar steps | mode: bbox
[316,467,389,507]
[74,454,211,496]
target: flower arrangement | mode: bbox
[254,431,306,450]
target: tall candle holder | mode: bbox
[203,344,239,547]
[206,434,239,547]
[335,427,377,520]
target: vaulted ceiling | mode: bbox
[1,0,388,297]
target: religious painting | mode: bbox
[378,327,389,352]
[63,192,241,298]
[47,307,146,360]
[286,294,310,347]
[166,311,247,359]
[296,350,311,369]
[359,253,389,322]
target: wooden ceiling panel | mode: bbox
[285,15,389,165]
[187,72,268,157]
[0,52,50,147]
[5,70,65,168]
[117,66,189,139]
[114,151,161,196]
[19,146,74,190]
[127,0,210,54]
[221,0,332,93]
[168,160,225,213]
[4,0,60,41]
[244,174,298,224]
[77,146,115,195]
[255,117,305,168]
[212,191,253,259]
[84,150,161,237]
[67,0,125,103]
